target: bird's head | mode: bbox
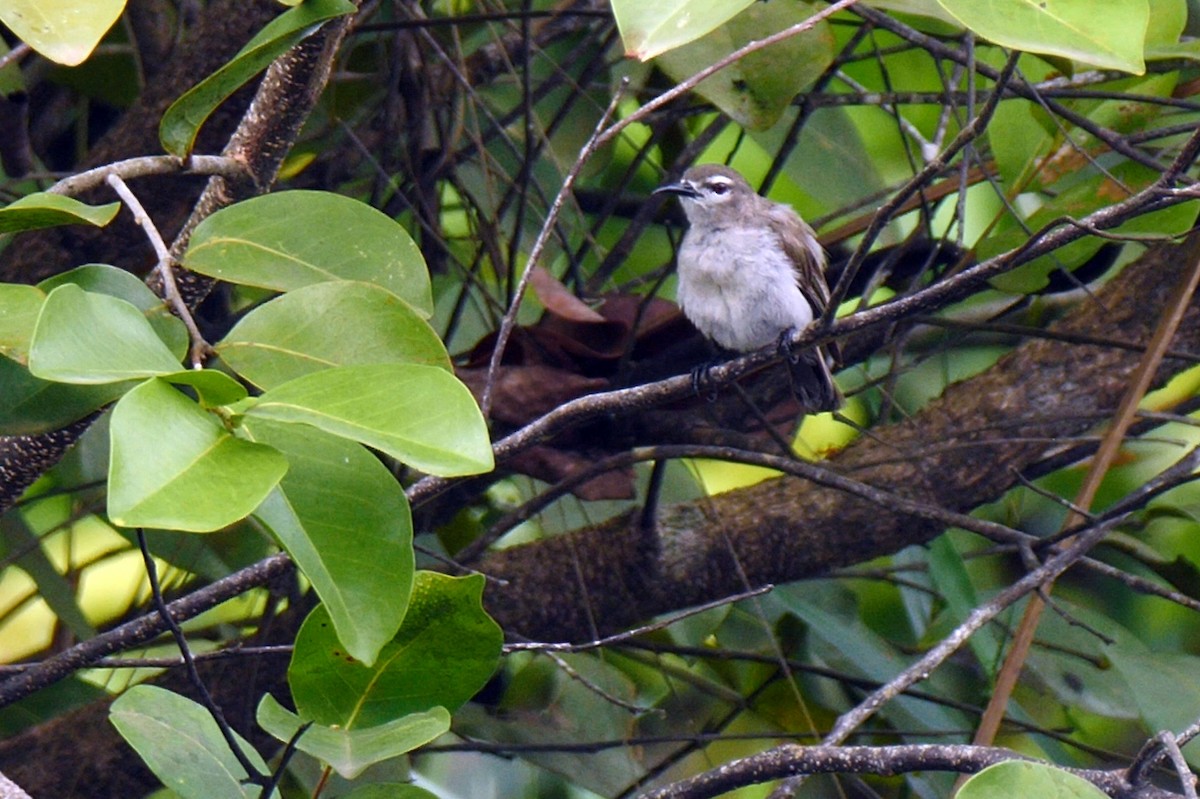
[654,164,754,225]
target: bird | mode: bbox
[654,164,843,412]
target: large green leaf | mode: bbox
[217,281,449,391]
[29,285,182,384]
[244,418,413,666]
[182,191,433,314]
[959,761,1106,799]
[0,192,120,234]
[935,0,1149,74]
[110,685,275,799]
[257,695,449,779]
[612,0,756,60]
[39,263,189,360]
[243,363,493,476]
[0,284,44,363]
[107,379,287,531]
[0,0,125,66]
[289,574,502,726]
[656,1,835,130]
[159,0,356,156]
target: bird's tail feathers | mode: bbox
[787,347,843,413]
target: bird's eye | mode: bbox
[710,182,730,195]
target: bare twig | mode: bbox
[105,173,211,368]
[480,80,626,417]
[641,743,1177,799]
[135,530,269,787]
[48,155,248,198]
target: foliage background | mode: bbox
[3,0,1200,797]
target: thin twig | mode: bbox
[480,79,627,417]
[971,229,1200,752]
[505,583,773,653]
[136,530,269,787]
[48,155,248,197]
[758,445,1200,799]
[104,173,211,368]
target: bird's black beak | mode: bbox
[653,180,699,198]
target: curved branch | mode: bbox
[640,743,1179,799]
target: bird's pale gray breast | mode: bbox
[676,223,815,352]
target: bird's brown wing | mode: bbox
[765,202,841,363]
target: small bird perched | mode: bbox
[654,164,843,412]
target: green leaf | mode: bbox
[958,761,1107,799]
[244,418,413,666]
[775,583,966,733]
[0,356,129,435]
[0,192,120,234]
[217,281,449,391]
[161,369,249,407]
[159,0,355,156]
[935,0,1149,74]
[928,535,1002,674]
[656,1,835,130]
[183,191,433,314]
[1110,646,1200,763]
[39,263,189,360]
[613,0,756,60]
[107,379,287,531]
[0,0,125,66]
[0,284,44,363]
[110,685,275,799]
[29,285,183,384]
[257,695,449,779]
[245,363,493,476]
[289,574,502,726]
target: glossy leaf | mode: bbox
[289,574,502,726]
[161,369,249,408]
[0,192,119,233]
[0,284,43,363]
[244,418,413,666]
[935,0,1148,74]
[183,191,433,314]
[257,694,448,779]
[39,263,189,360]
[29,285,182,384]
[217,281,449,391]
[0,0,124,66]
[245,363,493,476]
[613,0,755,60]
[656,1,834,130]
[959,761,1107,799]
[110,685,274,799]
[159,0,355,156]
[107,379,287,531]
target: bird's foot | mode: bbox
[776,326,801,364]
[690,359,721,403]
